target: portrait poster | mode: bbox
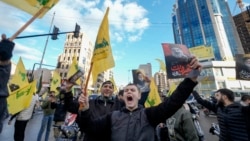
[235,54,250,80]
[132,69,150,93]
[162,43,192,79]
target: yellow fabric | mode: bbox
[10,57,29,88]
[91,7,115,83]
[167,81,177,97]
[155,58,166,72]
[50,71,61,93]
[7,80,36,114]
[67,56,80,85]
[144,78,162,108]
[110,76,118,94]
[1,0,59,18]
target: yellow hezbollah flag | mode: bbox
[91,7,115,83]
[10,57,29,88]
[155,58,166,72]
[167,81,177,97]
[144,78,162,108]
[50,71,61,93]
[110,76,118,94]
[67,56,80,85]
[7,80,36,115]
[1,0,59,18]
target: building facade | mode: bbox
[197,61,250,97]
[57,32,94,90]
[233,6,250,53]
[172,0,244,61]
[56,32,112,92]
[154,71,168,94]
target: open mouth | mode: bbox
[127,96,133,101]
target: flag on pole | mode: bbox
[50,70,61,93]
[155,58,166,72]
[1,0,59,18]
[67,56,80,85]
[7,80,36,114]
[144,78,162,108]
[91,7,115,83]
[9,57,29,89]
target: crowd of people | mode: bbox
[0,34,250,141]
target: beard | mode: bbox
[217,98,225,107]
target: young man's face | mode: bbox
[100,83,114,97]
[123,84,141,111]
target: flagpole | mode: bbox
[39,12,55,69]
[79,62,93,110]
[83,62,93,96]
[9,6,47,41]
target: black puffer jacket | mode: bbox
[193,91,250,141]
[80,78,197,141]
[64,93,124,141]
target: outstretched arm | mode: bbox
[145,56,201,127]
[192,91,217,113]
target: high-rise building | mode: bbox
[57,32,94,89]
[233,6,250,53]
[154,71,168,94]
[172,0,244,61]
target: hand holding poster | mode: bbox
[162,43,192,79]
[236,54,250,80]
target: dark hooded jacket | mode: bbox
[79,78,197,141]
[193,91,250,141]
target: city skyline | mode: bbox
[0,0,249,86]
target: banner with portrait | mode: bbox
[235,54,250,80]
[132,69,150,93]
[162,43,192,79]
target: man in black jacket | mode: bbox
[77,57,201,141]
[64,81,125,141]
[193,89,250,141]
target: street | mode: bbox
[0,110,219,141]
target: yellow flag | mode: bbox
[1,0,59,18]
[155,58,166,72]
[10,57,29,89]
[110,76,118,94]
[144,78,162,108]
[67,56,80,85]
[7,80,36,115]
[91,7,115,83]
[167,81,177,97]
[42,91,48,101]
[50,71,61,93]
